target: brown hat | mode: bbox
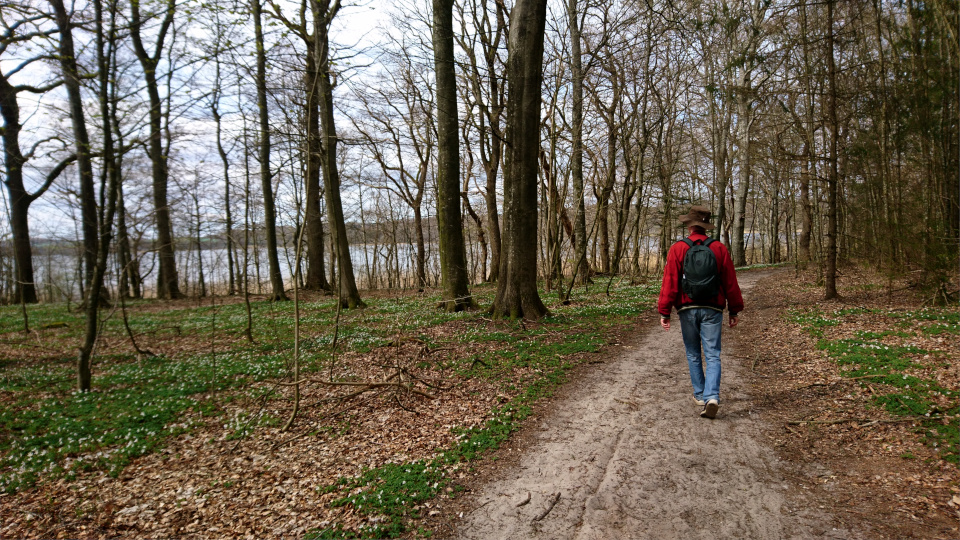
[678,205,716,230]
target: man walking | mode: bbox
[658,206,744,419]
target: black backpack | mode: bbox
[681,238,720,302]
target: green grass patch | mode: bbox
[793,307,959,464]
[0,349,291,492]
[2,280,660,536]
[320,461,445,538]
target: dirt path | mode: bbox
[454,271,857,540]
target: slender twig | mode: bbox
[533,492,561,522]
[271,377,436,399]
[281,222,307,432]
[228,391,273,454]
[117,282,155,359]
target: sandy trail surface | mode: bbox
[455,271,857,540]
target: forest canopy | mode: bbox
[0,0,957,308]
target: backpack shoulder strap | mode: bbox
[702,238,716,247]
[681,238,694,248]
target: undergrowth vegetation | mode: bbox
[789,307,960,464]
[0,279,658,537]
[309,282,658,538]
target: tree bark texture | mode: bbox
[51,0,98,306]
[824,0,839,299]
[0,75,38,304]
[433,0,473,311]
[491,0,549,320]
[54,0,121,390]
[130,0,181,299]
[303,44,331,291]
[212,79,237,294]
[566,0,590,284]
[313,0,364,308]
[253,0,288,301]
[731,70,751,267]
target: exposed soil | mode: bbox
[444,268,959,539]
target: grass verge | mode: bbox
[789,307,959,464]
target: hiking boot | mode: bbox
[694,397,706,406]
[700,399,719,419]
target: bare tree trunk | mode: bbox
[241,115,255,342]
[266,1,331,292]
[55,0,121,390]
[824,0,839,299]
[130,0,181,299]
[731,72,751,267]
[567,0,590,284]
[596,126,616,274]
[252,0,288,301]
[0,130,37,305]
[303,46,331,291]
[313,0,364,308]
[0,65,60,304]
[413,205,426,290]
[798,0,815,265]
[51,0,99,306]
[799,145,813,264]
[433,0,473,310]
[115,179,137,298]
[192,190,206,297]
[490,0,549,320]
[461,129,488,282]
[483,157,502,282]
[211,51,238,296]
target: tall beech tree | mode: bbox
[301,23,332,293]
[0,10,71,304]
[312,0,364,308]
[565,0,589,283]
[824,0,839,299]
[129,0,181,298]
[267,0,331,292]
[490,0,548,320]
[50,0,113,390]
[433,0,473,311]
[252,0,288,301]
[48,0,98,307]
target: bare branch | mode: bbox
[6,53,57,79]
[26,153,76,204]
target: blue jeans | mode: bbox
[678,308,723,403]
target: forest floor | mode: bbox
[440,267,959,540]
[0,266,957,539]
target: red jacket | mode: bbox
[657,232,744,318]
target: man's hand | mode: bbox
[660,317,670,331]
[729,315,739,328]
